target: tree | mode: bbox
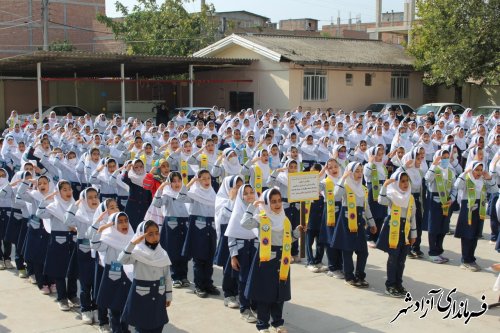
[38,40,75,51]
[408,0,500,103]
[97,0,218,56]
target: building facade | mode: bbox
[193,34,424,112]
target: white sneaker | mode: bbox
[367,241,377,249]
[99,325,112,333]
[0,261,5,270]
[307,265,321,273]
[29,275,37,284]
[273,326,288,333]
[317,263,329,272]
[81,311,93,325]
[331,270,345,279]
[224,296,239,309]
[258,330,270,333]
[93,310,99,324]
[18,269,28,278]
[4,260,14,269]
[240,309,257,323]
[58,300,70,311]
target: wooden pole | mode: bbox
[300,201,306,258]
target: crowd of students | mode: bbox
[0,105,499,333]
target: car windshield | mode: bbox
[365,104,385,113]
[415,105,440,115]
[476,107,500,117]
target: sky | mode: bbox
[105,0,406,27]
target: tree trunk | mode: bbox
[454,85,463,104]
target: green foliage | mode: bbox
[97,0,218,56]
[408,0,500,98]
[42,40,74,51]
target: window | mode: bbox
[345,73,353,86]
[365,73,372,86]
[391,72,409,99]
[303,69,327,101]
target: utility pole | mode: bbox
[42,0,49,51]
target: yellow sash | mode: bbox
[325,177,335,226]
[200,153,208,169]
[259,211,272,262]
[304,201,311,227]
[139,154,147,166]
[345,185,358,232]
[130,151,136,160]
[254,165,263,196]
[164,149,170,159]
[388,196,414,249]
[180,159,188,185]
[259,212,292,281]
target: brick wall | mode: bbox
[0,0,123,57]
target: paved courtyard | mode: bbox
[0,216,498,333]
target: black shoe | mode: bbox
[344,279,361,288]
[395,285,408,295]
[357,279,369,288]
[194,287,207,298]
[205,285,221,296]
[415,250,425,258]
[385,287,404,298]
[181,278,191,288]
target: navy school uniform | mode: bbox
[119,242,172,332]
[454,199,484,264]
[123,172,152,231]
[305,197,325,266]
[89,226,131,332]
[487,192,499,241]
[319,200,343,272]
[37,199,78,301]
[331,179,375,282]
[226,238,258,312]
[4,207,27,270]
[363,162,387,243]
[215,223,239,298]
[153,189,191,282]
[180,187,217,291]
[376,186,416,289]
[424,165,455,257]
[240,204,301,331]
[0,206,12,261]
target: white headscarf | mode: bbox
[401,148,423,186]
[45,181,75,223]
[225,184,258,239]
[127,159,146,187]
[458,162,485,202]
[100,212,134,280]
[215,175,243,238]
[276,159,295,186]
[344,162,365,197]
[132,221,171,268]
[221,148,242,176]
[187,171,216,207]
[74,188,98,226]
[255,149,271,182]
[258,188,286,231]
[386,171,412,208]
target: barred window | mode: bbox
[391,72,409,99]
[303,69,327,101]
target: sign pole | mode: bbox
[300,201,306,258]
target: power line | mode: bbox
[48,20,114,34]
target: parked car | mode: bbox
[174,107,214,122]
[41,105,91,119]
[474,105,500,117]
[415,103,466,118]
[359,102,414,115]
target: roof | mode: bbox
[215,11,270,21]
[0,51,253,77]
[194,33,414,69]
